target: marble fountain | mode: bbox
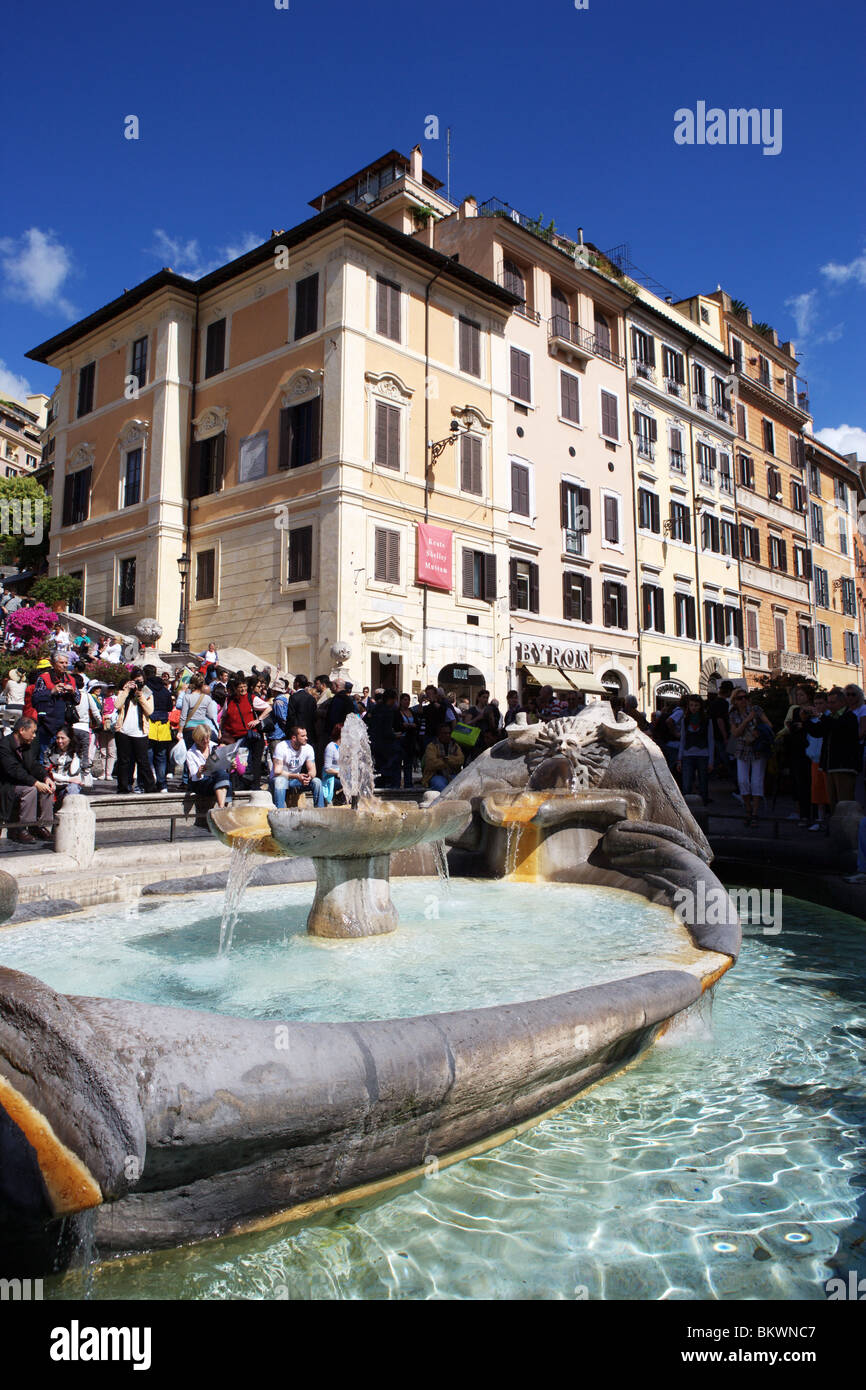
[0,709,739,1275]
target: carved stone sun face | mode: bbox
[525,717,612,791]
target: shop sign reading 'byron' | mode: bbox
[416,523,452,590]
[515,638,591,671]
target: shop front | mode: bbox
[513,638,609,704]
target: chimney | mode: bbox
[410,144,423,182]
[459,196,477,219]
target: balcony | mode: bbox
[636,438,656,462]
[632,361,656,384]
[669,450,686,473]
[664,377,685,399]
[745,647,769,671]
[768,650,817,678]
[713,402,733,425]
[694,393,710,413]
[699,462,716,487]
[719,471,733,495]
[549,315,597,363]
[736,364,811,417]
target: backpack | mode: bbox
[270,693,290,741]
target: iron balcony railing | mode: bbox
[713,402,733,424]
[636,438,656,462]
[549,315,596,354]
[664,377,685,398]
[736,363,811,415]
[632,360,656,383]
[719,472,734,494]
[669,450,686,473]
[699,461,716,486]
[694,393,710,413]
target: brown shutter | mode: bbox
[509,558,519,609]
[483,553,497,601]
[648,415,658,442]
[563,572,573,620]
[511,348,531,401]
[388,530,400,583]
[374,528,386,582]
[462,549,475,597]
[577,485,591,532]
[560,480,569,528]
[602,581,612,628]
[528,563,539,613]
[461,435,481,493]
[582,576,592,624]
[561,371,580,421]
[601,391,618,439]
[278,408,291,470]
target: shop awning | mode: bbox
[521,664,609,695]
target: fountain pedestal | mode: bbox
[309,853,399,938]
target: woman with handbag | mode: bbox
[144,665,174,792]
[729,690,774,828]
[221,678,266,789]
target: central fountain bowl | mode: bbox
[209,799,471,939]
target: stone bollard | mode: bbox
[828,799,862,860]
[54,794,96,868]
[245,789,275,808]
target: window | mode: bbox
[62,466,92,526]
[808,462,821,495]
[712,376,729,419]
[717,453,732,494]
[195,548,215,600]
[767,465,783,499]
[721,519,738,557]
[278,398,322,470]
[288,526,313,584]
[67,571,83,615]
[593,311,612,359]
[841,577,857,616]
[669,500,691,544]
[840,518,849,556]
[697,442,717,485]
[460,434,483,495]
[204,320,226,378]
[814,566,830,608]
[762,419,775,454]
[791,480,806,512]
[190,433,225,497]
[798,622,814,658]
[551,285,571,338]
[630,327,655,374]
[816,623,832,660]
[562,572,591,622]
[600,391,619,441]
[127,337,147,391]
[793,546,811,579]
[459,317,481,376]
[25,453,38,468]
[736,402,747,439]
[295,274,319,339]
[662,346,685,393]
[669,426,686,472]
[376,276,401,341]
[118,557,136,609]
[724,605,742,647]
[731,336,744,371]
[511,461,530,516]
[502,260,525,303]
[746,607,759,649]
[602,492,621,544]
[740,523,760,561]
[602,581,628,629]
[693,363,707,407]
[510,347,531,403]
[77,362,95,418]
[738,452,755,489]
[642,583,665,633]
[560,370,580,423]
[675,592,696,639]
[845,631,860,665]
[768,535,787,571]
[374,400,400,470]
[634,411,657,461]
[561,481,590,553]
[758,355,771,387]
[810,503,825,544]
[701,512,721,553]
[789,434,805,471]
[704,601,727,645]
[123,448,142,507]
[462,549,496,600]
[834,476,849,511]
[373,527,400,584]
[509,558,539,612]
[638,487,660,532]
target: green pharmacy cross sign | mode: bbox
[647,657,678,680]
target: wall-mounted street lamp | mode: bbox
[426,418,467,484]
[172,551,191,654]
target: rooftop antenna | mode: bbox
[447,127,452,203]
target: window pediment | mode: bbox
[281,369,323,407]
[365,371,413,402]
[192,406,228,441]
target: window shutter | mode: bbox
[511,348,531,401]
[582,576,592,624]
[511,462,529,515]
[651,493,660,531]
[509,558,519,610]
[618,584,628,630]
[462,549,475,597]
[62,473,74,526]
[714,602,725,641]
[560,480,569,528]
[309,397,322,464]
[529,563,539,613]
[374,528,386,582]
[295,274,319,339]
[602,581,612,628]
[459,318,480,376]
[578,486,591,533]
[601,391,618,439]
[687,597,696,640]
[779,539,787,571]
[375,401,400,469]
[483,552,497,601]
[642,584,651,629]
[648,416,658,443]
[278,408,291,470]
[461,435,482,494]
[563,572,573,620]
[212,434,225,492]
[387,529,400,584]
[604,494,619,543]
[803,550,812,579]
[561,371,580,421]
[751,526,760,560]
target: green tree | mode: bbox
[0,475,52,568]
[29,573,82,609]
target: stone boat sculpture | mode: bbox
[0,706,739,1275]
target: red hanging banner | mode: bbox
[416,523,452,590]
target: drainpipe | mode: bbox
[183,296,198,647]
[623,308,644,708]
[686,412,705,689]
[422,260,448,678]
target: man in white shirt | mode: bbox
[272,725,325,808]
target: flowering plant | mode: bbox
[5,603,58,645]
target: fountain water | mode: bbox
[340,713,375,804]
[218,837,261,955]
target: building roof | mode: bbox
[308,149,444,211]
[27,203,517,365]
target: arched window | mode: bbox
[503,259,525,304]
[551,285,570,338]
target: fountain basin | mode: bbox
[210,800,471,939]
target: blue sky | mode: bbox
[2,0,863,453]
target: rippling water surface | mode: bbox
[10,890,862,1301]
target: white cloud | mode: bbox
[785,290,818,338]
[0,227,75,316]
[820,249,866,288]
[815,424,866,459]
[0,360,33,401]
[151,229,261,279]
